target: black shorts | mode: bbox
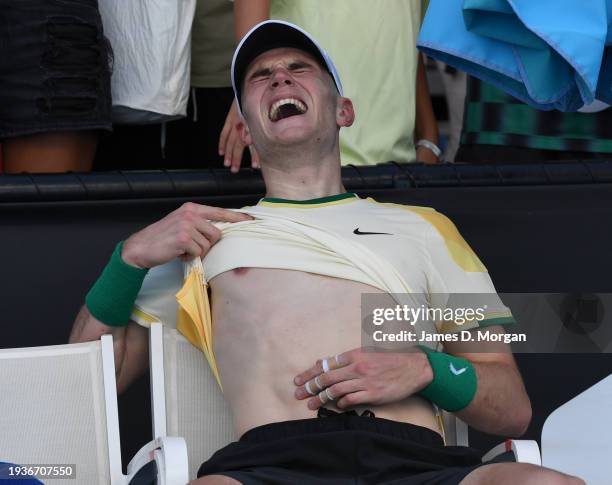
[198,410,485,484]
[0,0,112,140]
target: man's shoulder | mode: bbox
[361,198,473,251]
[361,197,449,229]
[362,197,436,215]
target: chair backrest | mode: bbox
[541,373,612,485]
[0,337,124,484]
[442,411,469,446]
[150,324,234,480]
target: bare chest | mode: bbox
[209,268,391,358]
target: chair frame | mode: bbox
[0,335,188,485]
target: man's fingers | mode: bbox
[206,207,253,223]
[189,204,253,223]
[293,363,320,386]
[306,380,366,410]
[295,365,357,400]
[230,135,245,174]
[336,391,371,410]
[178,238,207,261]
[193,219,223,246]
[167,203,254,260]
[219,115,232,158]
[224,128,237,167]
[250,146,261,169]
[219,101,238,158]
[189,228,212,257]
[294,353,348,386]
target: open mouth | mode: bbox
[269,98,308,122]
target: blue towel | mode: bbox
[418,0,612,111]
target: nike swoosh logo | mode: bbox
[353,228,393,236]
[450,363,467,376]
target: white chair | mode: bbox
[441,403,540,464]
[0,336,188,485]
[149,323,234,481]
[148,322,542,480]
[541,373,612,484]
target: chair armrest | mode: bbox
[126,437,189,485]
[482,439,541,465]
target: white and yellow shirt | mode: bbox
[132,193,513,336]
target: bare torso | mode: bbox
[210,268,440,437]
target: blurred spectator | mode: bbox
[433,61,467,163]
[0,1,112,174]
[220,0,439,171]
[94,0,246,171]
[456,77,612,163]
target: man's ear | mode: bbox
[336,97,355,128]
[237,117,253,146]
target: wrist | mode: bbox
[416,347,435,391]
[416,345,477,412]
[121,238,147,269]
[86,241,149,327]
[416,139,442,159]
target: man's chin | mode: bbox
[268,125,314,145]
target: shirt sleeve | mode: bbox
[422,210,515,333]
[131,258,183,329]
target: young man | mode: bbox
[220,0,440,171]
[70,21,583,485]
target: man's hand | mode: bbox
[122,202,253,269]
[293,348,433,410]
[218,99,260,173]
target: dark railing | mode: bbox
[1,160,611,203]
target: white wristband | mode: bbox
[416,139,442,158]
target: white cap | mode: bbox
[231,20,343,116]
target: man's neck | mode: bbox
[260,153,345,200]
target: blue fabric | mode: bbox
[418,0,612,111]
[0,463,44,484]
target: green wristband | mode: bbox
[416,345,477,412]
[86,241,149,327]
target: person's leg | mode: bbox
[0,1,111,174]
[459,463,585,485]
[3,131,97,173]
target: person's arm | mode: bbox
[69,203,253,393]
[293,329,531,437]
[218,0,270,172]
[441,332,531,436]
[70,306,148,394]
[414,54,440,164]
[233,0,270,40]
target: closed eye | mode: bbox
[288,61,313,74]
[248,68,272,82]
